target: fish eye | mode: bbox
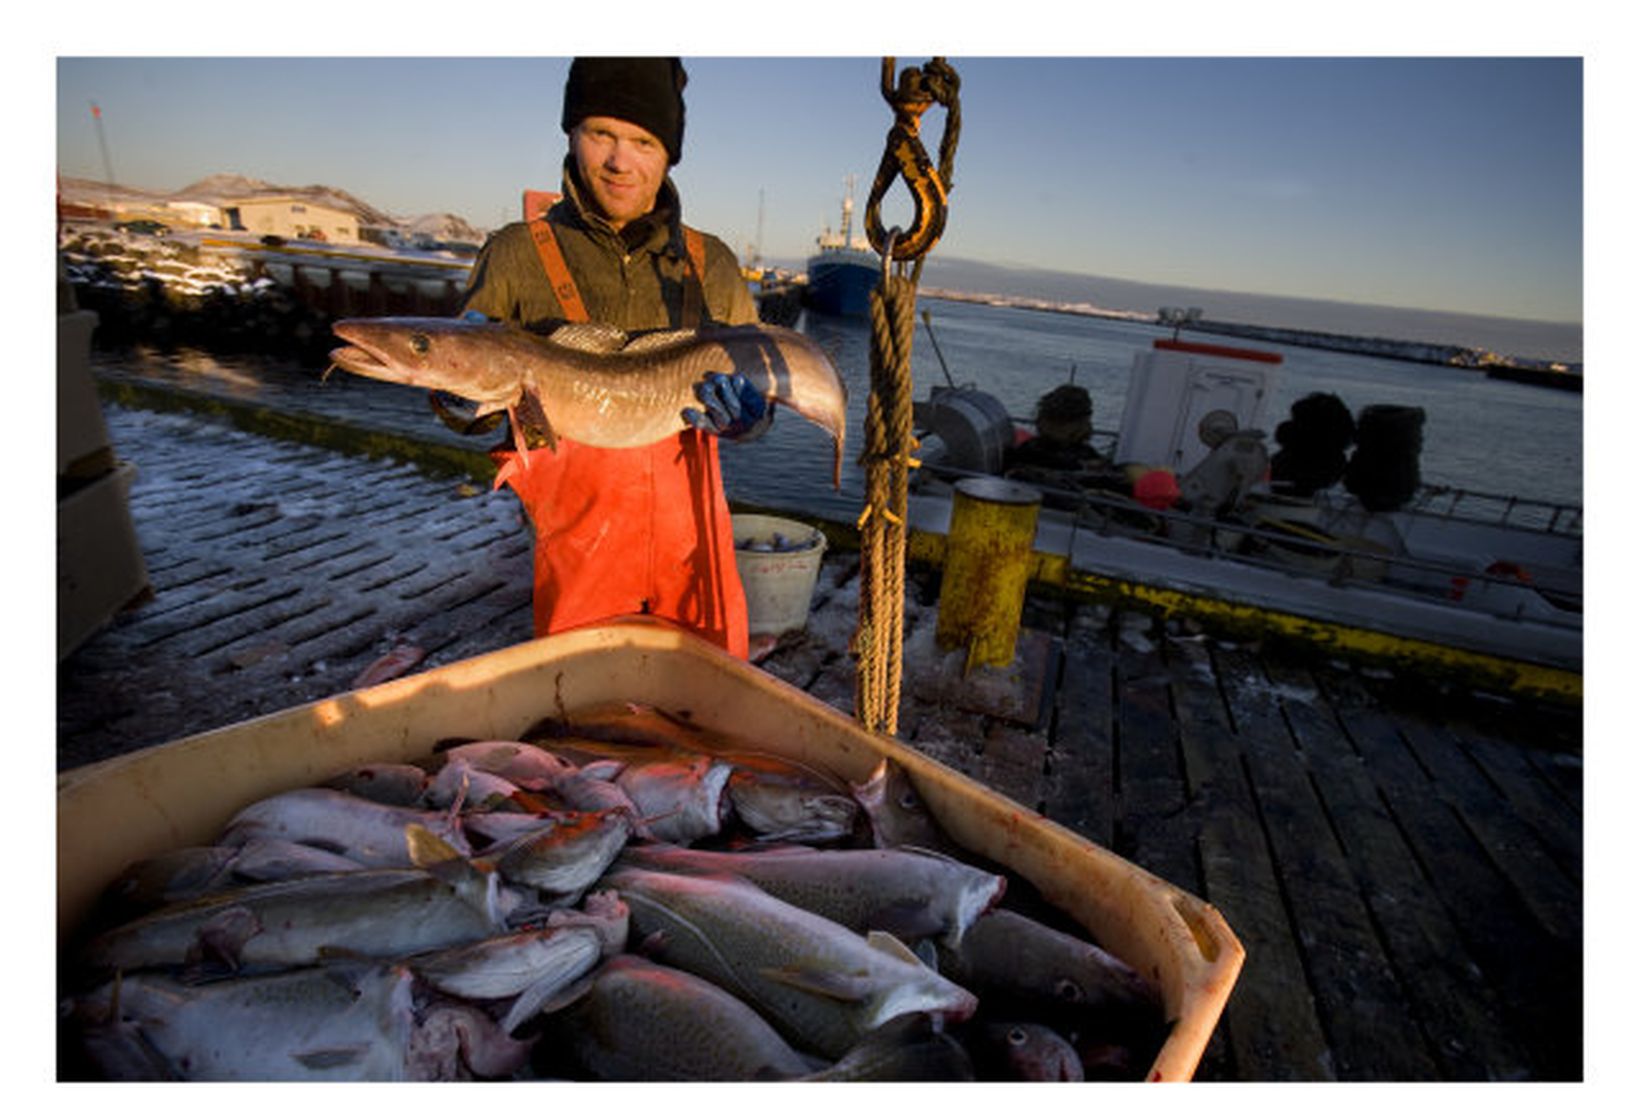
[409,333,431,354]
[897,790,923,811]
[1053,978,1085,1003]
[1007,1026,1030,1047]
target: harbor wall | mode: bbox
[58,223,468,365]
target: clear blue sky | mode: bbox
[49,16,1595,325]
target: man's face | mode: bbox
[572,116,669,231]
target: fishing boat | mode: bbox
[905,336,1583,698]
[803,179,880,318]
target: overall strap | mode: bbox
[681,226,708,328]
[525,194,591,324]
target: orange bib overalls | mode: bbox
[494,196,749,658]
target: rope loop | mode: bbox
[864,57,961,266]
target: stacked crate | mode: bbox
[58,260,150,659]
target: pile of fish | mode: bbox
[60,704,1166,1081]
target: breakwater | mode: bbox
[921,287,1581,377]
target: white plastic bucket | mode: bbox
[731,513,827,637]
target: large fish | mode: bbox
[218,787,471,867]
[328,317,849,486]
[68,962,532,1081]
[617,843,1006,947]
[76,855,504,977]
[605,866,978,1060]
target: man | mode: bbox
[458,57,765,658]
[1003,384,1113,502]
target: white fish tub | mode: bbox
[57,618,1244,1081]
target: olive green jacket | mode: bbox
[459,159,756,332]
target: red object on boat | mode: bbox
[1153,339,1284,364]
[1133,469,1181,510]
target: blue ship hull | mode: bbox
[805,252,880,317]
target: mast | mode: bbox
[840,174,856,247]
[90,101,117,220]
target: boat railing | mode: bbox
[916,462,1583,623]
[1411,484,1583,536]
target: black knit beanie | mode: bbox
[561,57,688,165]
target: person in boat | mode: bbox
[1003,384,1116,501]
[454,57,763,658]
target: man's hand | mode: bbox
[683,372,774,441]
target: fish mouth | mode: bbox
[326,326,402,383]
[326,344,387,378]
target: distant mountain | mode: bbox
[58,174,486,243]
[402,212,486,244]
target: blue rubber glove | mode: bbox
[683,371,774,441]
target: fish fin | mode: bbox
[867,930,927,967]
[516,387,559,453]
[546,321,629,354]
[405,822,464,868]
[506,406,532,470]
[503,968,596,1034]
[578,759,624,782]
[851,758,890,798]
[491,457,521,493]
[759,964,876,1002]
[621,328,700,353]
[190,905,260,973]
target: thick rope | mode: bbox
[852,58,960,736]
[853,271,917,734]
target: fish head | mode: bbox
[850,759,952,851]
[329,317,524,407]
[976,1022,1086,1082]
[727,774,859,842]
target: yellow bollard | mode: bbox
[936,477,1043,671]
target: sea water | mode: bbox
[718,296,1585,522]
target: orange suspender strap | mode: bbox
[527,220,592,324]
[682,227,707,328]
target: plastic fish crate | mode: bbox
[57,619,1244,1081]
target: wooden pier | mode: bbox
[58,388,1583,1080]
